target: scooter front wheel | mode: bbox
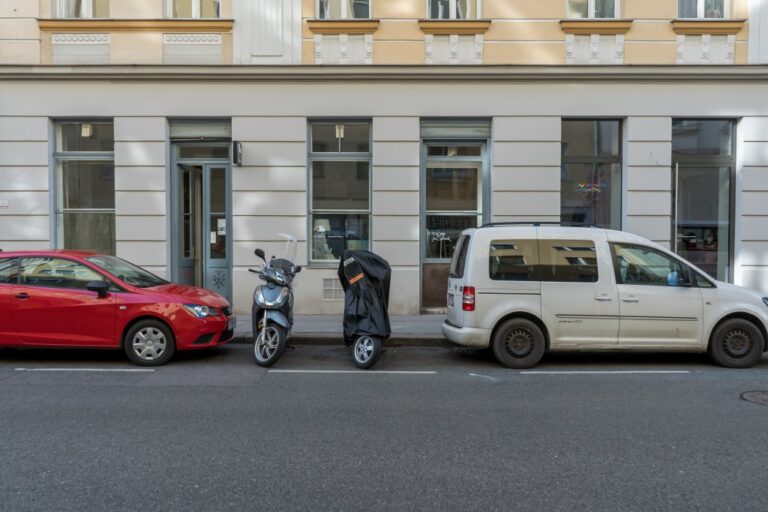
[253,324,287,367]
[352,335,382,370]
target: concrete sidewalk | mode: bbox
[234,314,448,345]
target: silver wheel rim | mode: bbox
[132,327,167,361]
[354,336,375,364]
[255,327,280,362]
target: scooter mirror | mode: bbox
[254,248,266,261]
[295,265,302,273]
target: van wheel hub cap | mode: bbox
[723,329,751,358]
[505,329,533,358]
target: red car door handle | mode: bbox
[15,292,29,300]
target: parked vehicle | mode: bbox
[0,250,235,366]
[250,236,301,367]
[338,250,391,369]
[442,223,768,369]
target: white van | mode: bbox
[442,224,768,369]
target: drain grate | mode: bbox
[741,391,768,406]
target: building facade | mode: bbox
[0,0,767,314]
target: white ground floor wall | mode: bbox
[0,76,767,314]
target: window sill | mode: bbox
[306,19,380,35]
[559,19,633,35]
[671,19,746,35]
[418,19,491,35]
[38,19,234,32]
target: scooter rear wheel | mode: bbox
[253,324,287,367]
[352,335,382,370]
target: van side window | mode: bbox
[449,235,470,278]
[538,240,598,283]
[489,239,538,281]
[610,243,694,287]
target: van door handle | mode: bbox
[622,297,639,303]
[594,295,613,302]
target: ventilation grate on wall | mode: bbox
[322,278,344,300]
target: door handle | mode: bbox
[622,297,639,303]
[15,292,29,300]
[594,295,613,302]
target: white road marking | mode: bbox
[469,373,501,382]
[267,369,436,375]
[520,370,690,375]
[14,368,155,373]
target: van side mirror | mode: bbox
[86,280,109,298]
[254,248,266,262]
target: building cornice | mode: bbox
[418,20,491,35]
[1,65,768,83]
[306,19,380,34]
[38,19,234,32]
[559,19,633,35]
[671,19,747,35]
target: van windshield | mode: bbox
[449,235,470,278]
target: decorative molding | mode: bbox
[424,34,434,64]
[615,34,624,64]
[364,33,373,65]
[589,34,600,64]
[164,34,222,44]
[671,19,746,35]
[52,33,110,44]
[39,19,233,32]
[448,34,459,65]
[726,34,736,64]
[313,33,323,64]
[473,34,483,64]
[559,19,633,35]
[701,34,711,64]
[339,33,349,65]
[565,33,575,64]
[306,19,380,35]
[676,34,685,64]
[418,20,491,35]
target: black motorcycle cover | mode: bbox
[337,250,392,346]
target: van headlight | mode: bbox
[183,304,220,318]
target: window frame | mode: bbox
[54,0,108,19]
[567,0,620,19]
[560,118,623,230]
[609,242,715,288]
[426,0,483,20]
[678,0,728,19]
[18,256,115,292]
[166,0,222,19]
[308,119,372,265]
[53,119,116,255]
[317,0,372,20]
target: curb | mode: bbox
[231,335,453,347]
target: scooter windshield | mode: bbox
[276,233,297,264]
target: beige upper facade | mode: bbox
[0,0,756,65]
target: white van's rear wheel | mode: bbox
[492,318,546,369]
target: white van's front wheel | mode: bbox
[708,319,764,369]
[492,318,546,369]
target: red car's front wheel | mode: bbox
[124,320,176,366]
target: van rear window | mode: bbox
[489,239,598,282]
[449,235,470,278]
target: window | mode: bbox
[539,239,598,283]
[672,119,734,281]
[168,0,221,18]
[309,121,371,262]
[0,258,18,284]
[20,257,105,290]
[610,244,695,287]
[54,0,109,18]
[318,0,370,19]
[679,0,726,19]
[489,239,538,281]
[54,121,115,255]
[561,120,622,229]
[450,235,471,278]
[86,255,167,289]
[567,0,618,18]
[428,0,481,19]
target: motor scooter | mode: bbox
[250,235,301,367]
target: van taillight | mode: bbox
[462,286,475,311]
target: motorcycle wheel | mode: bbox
[253,324,287,367]
[352,335,382,370]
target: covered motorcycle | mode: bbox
[337,250,391,369]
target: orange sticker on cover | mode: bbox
[349,273,364,284]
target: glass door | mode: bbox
[203,165,231,300]
[421,143,485,309]
[673,164,731,280]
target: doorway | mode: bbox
[171,144,232,302]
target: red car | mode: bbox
[0,250,235,366]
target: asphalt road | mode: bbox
[0,344,767,512]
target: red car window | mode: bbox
[19,257,105,290]
[0,257,18,283]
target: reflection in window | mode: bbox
[428,0,479,19]
[672,119,732,157]
[538,240,598,282]
[679,0,726,19]
[309,120,372,261]
[0,258,18,284]
[561,120,621,230]
[489,240,538,281]
[55,0,109,18]
[611,244,691,287]
[20,258,104,290]
[319,0,370,19]
[170,0,221,18]
[568,0,617,18]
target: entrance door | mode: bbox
[176,163,232,302]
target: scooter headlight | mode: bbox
[183,304,220,318]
